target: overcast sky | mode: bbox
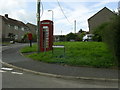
[0,0,119,35]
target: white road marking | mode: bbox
[1,67,13,71]
[0,70,6,72]
[11,72,23,75]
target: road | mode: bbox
[2,43,30,63]
[1,67,118,88]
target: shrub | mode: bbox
[92,22,109,42]
[92,15,120,67]
[103,15,120,67]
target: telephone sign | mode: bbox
[40,20,53,52]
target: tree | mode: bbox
[66,32,77,41]
[21,33,28,43]
[8,33,15,41]
[77,32,86,41]
[59,35,66,41]
[78,29,83,33]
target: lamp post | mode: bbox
[48,10,54,21]
[37,0,41,53]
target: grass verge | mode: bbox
[2,42,10,46]
[20,42,117,68]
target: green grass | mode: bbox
[20,44,37,53]
[21,42,117,68]
[2,42,10,45]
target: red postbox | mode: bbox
[28,33,32,40]
[28,33,33,47]
[40,20,53,52]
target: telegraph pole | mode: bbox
[118,1,120,15]
[37,0,41,53]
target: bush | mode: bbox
[21,33,37,43]
[21,33,28,43]
[32,34,37,42]
[92,22,109,42]
[103,15,120,67]
[92,15,120,67]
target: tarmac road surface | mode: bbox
[1,67,118,88]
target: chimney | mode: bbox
[5,14,8,18]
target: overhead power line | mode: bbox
[56,0,72,24]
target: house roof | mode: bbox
[88,7,116,21]
[26,23,37,27]
[1,14,28,28]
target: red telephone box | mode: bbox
[40,20,53,52]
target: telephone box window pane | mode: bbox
[42,22,50,24]
[43,29,49,48]
[43,26,48,29]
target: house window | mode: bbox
[24,28,28,31]
[18,26,21,30]
[8,24,10,28]
[21,36,24,39]
[21,27,24,31]
[10,25,14,29]
[14,26,18,30]
[15,35,18,40]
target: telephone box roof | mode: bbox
[41,20,53,23]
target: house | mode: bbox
[88,7,117,33]
[26,23,37,35]
[0,14,29,42]
[0,16,2,41]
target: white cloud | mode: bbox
[51,1,118,35]
[0,0,36,25]
[47,3,93,34]
[24,0,119,2]
[0,0,118,35]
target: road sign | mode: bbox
[52,45,65,58]
[52,45,65,48]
